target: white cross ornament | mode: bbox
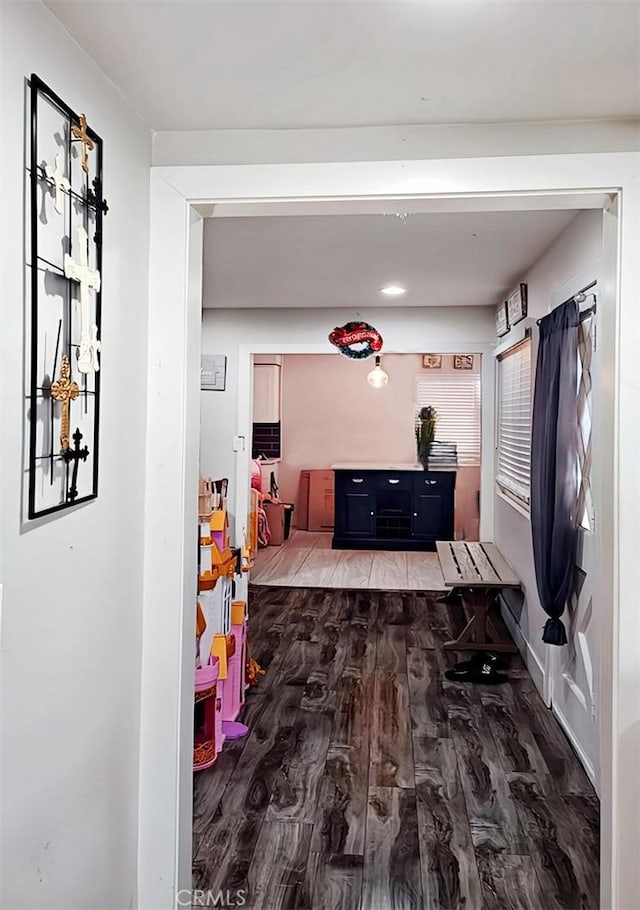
[64,225,101,374]
[45,153,70,215]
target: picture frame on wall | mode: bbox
[201,355,227,391]
[453,354,474,370]
[496,301,510,337]
[422,354,442,369]
[507,283,528,327]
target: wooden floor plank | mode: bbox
[480,686,555,778]
[362,787,423,910]
[415,737,483,910]
[406,645,449,740]
[405,551,448,592]
[508,772,599,910]
[311,747,369,857]
[513,680,594,795]
[253,545,314,586]
[330,675,370,753]
[329,550,375,588]
[449,709,526,855]
[370,671,415,788]
[368,550,409,590]
[376,624,407,674]
[247,821,314,910]
[477,854,546,910]
[308,853,363,910]
[265,709,333,823]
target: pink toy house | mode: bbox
[210,509,229,554]
[193,657,220,772]
[211,627,248,741]
[228,600,248,718]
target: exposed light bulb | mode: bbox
[380,284,407,297]
[367,356,389,389]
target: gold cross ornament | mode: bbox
[72,114,95,174]
[51,354,79,452]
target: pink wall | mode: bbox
[278,353,481,539]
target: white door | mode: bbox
[549,291,599,790]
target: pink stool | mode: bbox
[193,657,220,772]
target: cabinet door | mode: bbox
[343,492,376,536]
[413,492,446,539]
[412,473,454,540]
[253,364,281,423]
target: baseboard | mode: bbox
[551,703,598,791]
[499,595,548,704]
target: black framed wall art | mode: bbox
[506,283,528,327]
[26,75,108,518]
[496,300,510,337]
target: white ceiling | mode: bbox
[46,1,640,131]
[202,209,579,309]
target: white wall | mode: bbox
[153,120,640,167]
[200,306,495,536]
[494,210,603,695]
[1,3,150,908]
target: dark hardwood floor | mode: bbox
[193,587,599,910]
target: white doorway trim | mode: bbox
[233,342,495,553]
[140,153,640,910]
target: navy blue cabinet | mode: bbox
[332,468,456,551]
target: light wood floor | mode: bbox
[252,531,448,591]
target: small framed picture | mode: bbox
[201,355,227,391]
[422,354,442,369]
[507,283,528,327]
[453,354,474,370]
[496,301,510,337]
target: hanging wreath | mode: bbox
[328,321,384,359]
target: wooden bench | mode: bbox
[436,540,520,652]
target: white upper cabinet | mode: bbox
[253,363,281,423]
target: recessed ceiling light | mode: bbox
[380,285,407,297]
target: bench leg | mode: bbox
[443,588,517,652]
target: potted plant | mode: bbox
[415,406,438,469]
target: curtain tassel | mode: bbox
[542,617,568,646]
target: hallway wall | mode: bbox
[0,3,150,907]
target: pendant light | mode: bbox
[367,355,389,389]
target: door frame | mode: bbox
[141,154,640,910]
[234,342,495,553]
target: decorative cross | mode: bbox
[51,354,79,452]
[44,153,70,214]
[63,427,89,502]
[71,114,95,174]
[86,176,109,216]
[64,225,101,374]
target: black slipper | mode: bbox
[453,651,509,673]
[445,660,509,685]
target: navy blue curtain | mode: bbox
[531,300,579,645]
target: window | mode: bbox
[496,338,532,506]
[577,315,594,531]
[414,370,481,466]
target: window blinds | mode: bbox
[415,372,482,466]
[496,339,532,504]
